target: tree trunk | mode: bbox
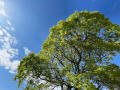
[67,86,72,90]
[75,88,79,90]
[61,85,63,90]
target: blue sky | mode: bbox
[0,0,120,90]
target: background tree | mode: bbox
[14,11,120,90]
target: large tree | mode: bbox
[14,11,120,90]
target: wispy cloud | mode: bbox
[7,20,12,25]
[0,1,4,7]
[0,0,19,74]
[23,47,31,55]
[0,8,7,16]
[0,27,20,74]
[0,1,7,17]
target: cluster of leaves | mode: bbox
[14,11,120,90]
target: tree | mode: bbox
[14,11,120,90]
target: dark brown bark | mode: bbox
[61,85,63,90]
[75,88,79,90]
[67,85,72,90]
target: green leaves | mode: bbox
[14,11,120,90]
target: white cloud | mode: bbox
[5,26,15,31]
[0,27,20,74]
[0,0,20,74]
[0,1,6,16]
[0,8,7,16]
[0,30,3,35]
[9,60,20,74]
[11,27,15,31]
[23,47,31,55]
[7,20,12,25]
[0,1,4,7]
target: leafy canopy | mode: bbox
[14,11,120,90]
